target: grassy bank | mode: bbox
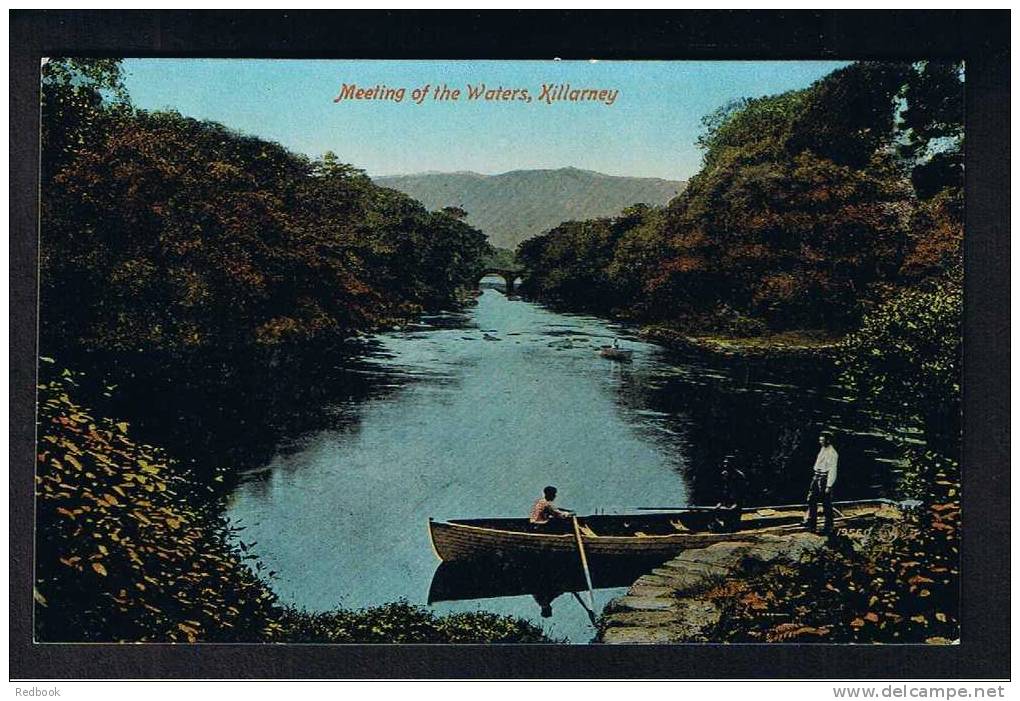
[34,364,553,644]
[641,324,841,361]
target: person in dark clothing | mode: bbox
[711,455,747,531]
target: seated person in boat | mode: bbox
[529,486,574,532]
[803,431,838,534]
[711,455,747,531]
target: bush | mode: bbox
[709,304,768,337]
[838,276,962,451]
[34,364,277,642]
[277,601,555,644]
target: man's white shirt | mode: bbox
[813,445,839,489]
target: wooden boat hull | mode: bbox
[598,347,633,361]
[428,499,899,563]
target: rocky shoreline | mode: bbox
[597,512,902,644]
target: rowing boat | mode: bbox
[598,345,633,361]
[427,499,900,563]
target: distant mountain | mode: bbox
[374,167,685,250]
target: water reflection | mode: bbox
[214,289,905,642]
[429,555,667,620]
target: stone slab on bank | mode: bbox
[599,532,829,644]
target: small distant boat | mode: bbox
[599,345,633,361]
[427,499,899,563]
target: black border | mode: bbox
[9,10,1010,680]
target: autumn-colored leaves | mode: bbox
[34,368,278,643]
[517,63,962,337]
[41,60,493,359]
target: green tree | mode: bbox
[898,61,964,199]
[656,92,912,329]
[41,58,129,178]
[518,215,629,311]
[838,277,962,451]
[697,91,807,168]
[786,62,912,169]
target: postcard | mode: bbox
[33,56,964,649]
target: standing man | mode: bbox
[803,432,838,533]
[712,455,748,531]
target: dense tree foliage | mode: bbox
[786,62,912,169]
[898,61,965,199]
[518,61,963,334]
[839,277,962,451]
[41,58,129,181]
[517,204,661,313]
[41,59,490,355]
[481,246,520,270]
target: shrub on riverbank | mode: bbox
[706,449,959,644]
[35,364,277,642]
[704,269,961,643]
[276,602,552,644]
[838,276,962,451]
[641,324,839,361]
[34,365,553,644]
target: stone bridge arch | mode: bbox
[478,269,524,296]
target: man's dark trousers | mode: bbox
[805,473,833,533]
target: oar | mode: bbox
[636,506,716,512]
[570,591,598,627]
[571,516,596,613]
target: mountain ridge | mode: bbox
[374,167,685,249]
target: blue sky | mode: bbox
[122,59,848,181]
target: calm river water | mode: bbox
[224,285,905,642]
